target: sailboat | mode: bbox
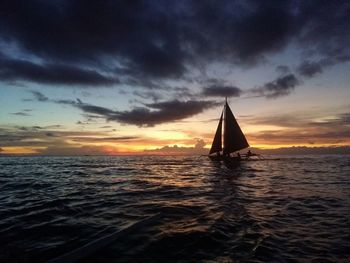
[209,99,249,162]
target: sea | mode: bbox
[0,155,350,263]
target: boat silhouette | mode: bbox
[208,98,250,163]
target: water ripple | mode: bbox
[0,155,350,262]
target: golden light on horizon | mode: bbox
[1,147,46,155]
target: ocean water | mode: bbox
[0,155,350,263]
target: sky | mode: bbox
[0,0,350,155]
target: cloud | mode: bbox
[245,111,350,146]
[132,90,163,102]
[29,90,219,126]
[276,65,290,74]
[76,103,117,116]
[250,146,350,155]
[202,85,242,98]
[297,55,350,78]
[108,100,220,126]
[248,129,350,145]
[0,125,137,153]
[70,136,138,143]
[0,127,90,147]
[45,132,56,137]
[194,139,206,149]
[0,124,211,155]
[297,60,324,78]
[144,139,207,155]
[30,91,49,102]
[251,74,300,99]
[1,1,349,87]
[246,112,350,128]
[11,111,31,116]
[0,56,118,86]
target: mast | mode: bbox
[224,97,227,154]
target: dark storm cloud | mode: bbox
[1,1,349,87]
[0,56,118,86]
[0,0,187,83]
[202,85,242,98]
[252,74,300,99]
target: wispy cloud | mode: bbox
[245,111,350,145]
[251,74,300,99]
[70,136,138,143]
[10,111,31,116]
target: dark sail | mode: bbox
[223,102,249,154]
[209,111,223,154]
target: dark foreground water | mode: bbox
[1,155,350,263]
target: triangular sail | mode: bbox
[223,102,249,154]
[209,111,223,154]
